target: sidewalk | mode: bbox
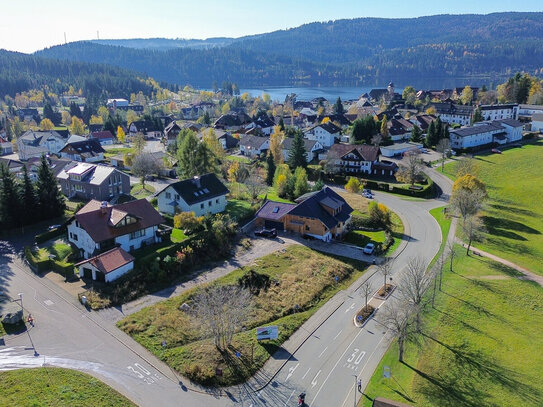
[457,240,543,287]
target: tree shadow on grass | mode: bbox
[487,261,525,278]
[413,335,543,406]
[482,216,540,240]
[440,290,504,322]
[485,236,536,257]
[487,203,537,218]
[432,307,499,342]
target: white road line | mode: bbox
[309,325,366,406]
[302,367,311,380]
[311,370,322,388]
[333,330,343,340]
[285,363,299,382]
[344,302,356,313]
[284,390,296,406]
[318,347,328,358]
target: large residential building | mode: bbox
[156,173,229,216]
[305,122,342,147]
[67,199,164,259]
[532,113,543,132]
[59,139,105,163]
[57,162,130,201]
[17,130,68,160]
[479,104,518,121]
[432,102,474,126]
[449,119,523,150]
[325,144,381,175]
[518,104,543,122]
[255,187,353,241]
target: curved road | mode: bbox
[0,169,449,407]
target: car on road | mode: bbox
[47,224,61,231]
[363,243,375,255]
[491,148,502,154]
[363,191,373,199]
[254,228,277,238]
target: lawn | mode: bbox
[361,247,543,407]
[103,146,133,159]
[444,140,543,275]
[226,155,252,164]
[344,230,386,247]
[0,368,136,406]
[225,199,256,223]
[130,183,156,199]
[257,186,296,204]
[170,228,188,243]
[428,206,452,267]
[118,245,368,386]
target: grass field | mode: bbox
[170,228,187,243]
[361,246,543,407]
[225,199,255,222]
[344,230,386,247]
[130,183,156,199]
[118,245,368,386]
[0,368,136,406]
[444,140,543,275]
[428,206,452,267]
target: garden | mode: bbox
[25,239,78,278]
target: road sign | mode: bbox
[235,351,241,358]
[256,325,279,340]
[383,366,391,379]
[357,315,363,321]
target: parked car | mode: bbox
[47,224,61,231]
[363,243,375,255]
[254,228,277,238]
[491,148,502,154]
[363,192,373,199]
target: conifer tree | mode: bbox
[20,165,38,225]
[0,163,22,228]
[266,152,276,186]
[288,130,307,169]
[36,155,65,220]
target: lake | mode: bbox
[240,86,387,102]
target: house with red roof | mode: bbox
[67,199,164,259]
[75,247,134,283]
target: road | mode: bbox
[0,169,450,407]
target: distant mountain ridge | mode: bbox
[35,12,543,87]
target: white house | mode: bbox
[491,119,523,143]
[532,113,543,132]
[75,247,134,283]
[304,122,341,147]
[281,138,324,163]
[450,123,505,150]
[59,139,105,163]
[239,135,269,158]
[380,142,424,158]
[432,102,474,126]
[479,104,518,121]
[17,130,68,160]
[518,104,543,121]
[67,199,164,259]
[326,144,380,174]
[156,173,229,216]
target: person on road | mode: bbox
[357,378,362,392]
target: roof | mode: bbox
[432,102,474,116]
[57,162,123,186]
[281,137,317,151]
[255,201,296,220]
[451,123,504,138]
[160,173,229,206]
[19,130,67,147]
[492,119,523,128]
[312,121,342,134]
[479,104,518,111]
[240,134,268,149]
[380,142,423,152]
[90,131,114,140]
[327,144,380,162]
[60,139,105,156]
[73,199,164,243]
[130,120,158,132]
[533,113,543,122]
[76,247,134,274]
[287,187,353,229]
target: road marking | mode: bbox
[318,346,328,358]
[344,303,355,313]
[311,370,321,388]
[284,390,296,406]
[333,330,343,340]
[43,299,54,306]
[309,323,366,406]
[285,362,299,381]
[302,367,311,379]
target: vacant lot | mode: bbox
[361,246,543,407]
[444,141,543,275]
[118,245,367,386]
[0,368,136,407]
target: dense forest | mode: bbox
[0,50,176,99]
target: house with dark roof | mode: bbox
[450,123,505,150]
[432,102,474,126]
[17,130,68,160]
[214,112,252,130]
[255,187,353,241]
[59,139,105,162]
[326,144,384,175]
[128,120,161,139]
[410,115,437,131]
[156,173,229,216]
[89,131,115,145]
[67,199,164,259]
[280,138,323,163]
[88,124,104,133]
[197,129,239,150]
[76,247,134,283]
[17,108,40,122]
[305,122,342,147]
[239,135,269,158]
[479,104,518,121]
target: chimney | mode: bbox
[193,175,201,189]
[100,201,108,214]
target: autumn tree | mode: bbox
[377,257,394,292]
[116,126,126,143]
[39,118,54,131]
[380,115,389,140]
[345,177,361,194]
[126,109,138,125]
[460,86,474,105]
[202,129,225,160]
[69,116,85,135]
[380,300,416,362]
[173,211,203,234]
[293,166,309,198]
[402,86,417,107]
[400,256,430,331]
[395,149,423,186]
[369,202,392,230]
[133,133,146,154]
[131,153,162,188]
[463,214,485,255]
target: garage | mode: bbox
[264,220,284,230]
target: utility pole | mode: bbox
[18,293,23,315]
[353,374,357,407]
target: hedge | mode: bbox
[306,165,322,181]
[35,226,66,244]
[24,246,51,272]
[390,176,435,198]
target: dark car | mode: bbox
[254,228,277,238]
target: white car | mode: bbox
[363,243,375,255]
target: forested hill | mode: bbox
[35,12,543,87]
[0,49,174,99]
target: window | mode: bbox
[208,201,212,207]
[72,234,78,241]
[305,225,310,231]
[165,192,171,199]
[75,220,80,228]
[216,199,219,204]
[200,203,204,209]
[175,194,179,200]
[130,229,145,240]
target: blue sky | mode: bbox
[1,0,542,53]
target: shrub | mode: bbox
[345,177,361,193]
[35,226,66,244]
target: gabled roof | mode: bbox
[90,131,114,140]
[240,134,268,149]
[432,102,474,116]
[479,104,518,111]
[451,123,504,138]
[160,173,229,206]
[492,119,523,128]
[19,130,67,146]
[74,199,164,243]
[164,121,181,134]
[76,247,134,274]
[281,137,317,151]
[287,187,353,229]
[311,121,342,134]
[317,114,352,126]
[327,144,380,162]
[60,139,105,156]
[254,116,275,128]
[255,201,296,220]
[88,124,104,133]
[57,162,124,186]
[130,120,158,132]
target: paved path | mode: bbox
[457,240,543,287]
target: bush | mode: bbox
[306,165,322,181]
[35,226,66,244]
[390,176,435,198]
[25,246,51,272]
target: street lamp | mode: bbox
[353,374,358,407]
[18,293,24,320]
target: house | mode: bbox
[479,104,518,121]
[387,118,413,141]
[23,157,71,182]
[317,114,352,128]
[490,119,523,143]
[432,102,474,126]
[452,87,479,101]
[129,120,161,139]
[410,115,437,131]
[106,98,129,108]
[255,187,353,241]
[88,124,104,133]
[251,116,276,135]
[298,108,318,125]
[369,82,401,103]
[214,112,252,130]
[75,247,134,283]
[0,141,13,156]
[380,142,424,158]
[163,121,182,145]
[449,123,505,150]
[17,130,68,160]
[0,158,24,174]
[67,199,164,259]
[197,129,239,150]
[57,162,130,201]
[281,138,323,163]
[518,104,543,122]
[59,139,105,162]
[17,108,40,122]
[532,113,543,132]
[325,144,381,175]
[305,122,341,147]
[89,131,115,145]
[239,135,269,158]
[156,173,229,216]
